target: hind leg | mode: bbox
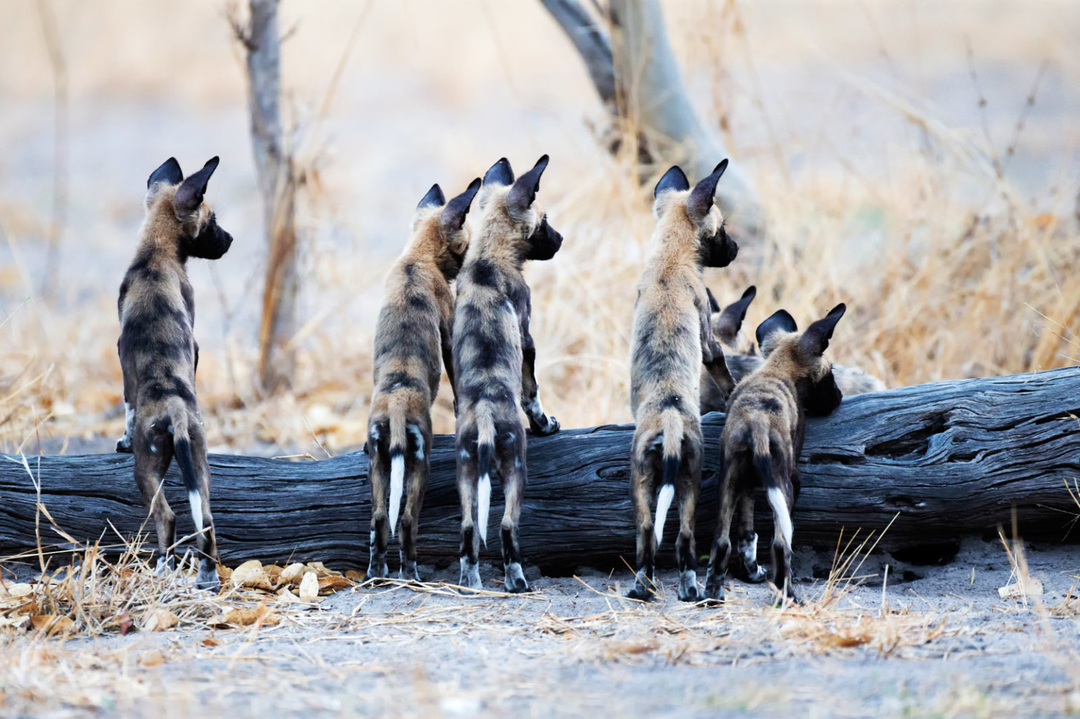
[627,435,659,601]
[735,493,766,583]
[133,422,175,573]
[188,425,220,592]
[499,437,529,593]
[766,471,798,604]
[704,453,744,603]
[398,424,430,583]
[367,424,391,580]
[675,435,702,602]
[456,434,482,592]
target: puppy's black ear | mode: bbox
[654,165,690,199]
[507,155,549,213]
[799,303,847,356]
[483,157,515,188]
[716,285,756,344]
[174,156,219,215]
[441,177,482,232]
[148,157,184,189]
[706,287,721,314]
[756,309,798,354]
[686,159,728,222]
[418,183,446,211]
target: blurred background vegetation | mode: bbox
[0,0,1077,455]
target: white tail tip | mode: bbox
[654,484,675,547]
[188,489,204,534]
[389,454,405,538]
[767,486,793,546]
[477,473,491,547]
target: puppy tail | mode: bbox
[168,407,204,535]
[654,409,684,547]
[387,396,409,539]
[476,403,496,548]
[751,420,793,547]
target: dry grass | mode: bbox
[0,2,1078,453]
[2,513,1079,716]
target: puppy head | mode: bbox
[145,156,233,261]
[478,155,564,263]
[652,160,738,269]
[413,177,481,280]
[756,303,848,416]
[709,285,756,351]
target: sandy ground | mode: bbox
[3,538,1078,718]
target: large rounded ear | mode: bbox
[506,154,549,214]
[148,157,183,189]
[441,177,482,232]
[174,156,219,215]
[706,287,721,314]
[716,285,756,343]
[417,183,446,211]
[799,303,847,356]
[653,165,689,199]
[686,159,728,223]
[482,157,515,188]
[755,309,797,354]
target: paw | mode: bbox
[529,415,560,436]
[116,435,134,454]
[196,562,221,592]
[743,562,767,584]
[399,563,421,583]
[504,562,529,593]
[458,558,482,594]
[366,561,390,581]
[154,553,175,575]
[677,570,701,602]
[772,584,802,608]
[625,572,656,601]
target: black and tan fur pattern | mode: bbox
[700,288,885,414]
[366,178,481,582]
[116,157,233,591]
[627,161,739,602]
[704,303,847,604]
[452,155,563,593]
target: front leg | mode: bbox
[440,319,458,414]
[519,313,559,436]
[698,289,735,402]
[116,367,136,453]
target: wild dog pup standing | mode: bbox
[116,157,233,591]
[453,155,563,593]
[627,161,739,602]
[366,178,481,582]
[704,303,847,604]
[699,288,884,413]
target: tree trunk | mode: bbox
[234,0,298,395]
[2,368,1078,573]
[541,0,763,238]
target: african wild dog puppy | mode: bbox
[116,157,233,591]
[704,303,847,604]
[700,288,885,414]
[627,161,739,602]
[366,178,481,582]
[453,155,563,593]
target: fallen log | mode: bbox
[2,368,1078,573]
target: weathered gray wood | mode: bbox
[2,368,1078,572]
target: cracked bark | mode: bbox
[1,368,1078,572]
